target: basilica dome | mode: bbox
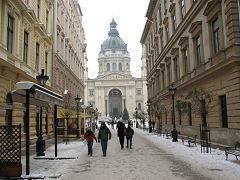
[100,19,128,53]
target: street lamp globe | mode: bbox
[36,69,49,87]
[168,83,177,95]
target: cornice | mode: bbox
[188,21,202,33]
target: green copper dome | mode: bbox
[100,19,128,53]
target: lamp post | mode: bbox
[36,69,49,156]
[89,104,93,130]
[93,108,98,132]
[146,99,152,132]
[135,107,138,128]
[75,94,81,138]
[168,83,178,142]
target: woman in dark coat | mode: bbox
[117,121,126,149]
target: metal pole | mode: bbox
[54,104,57,157]
[172,94,176,129]
[172,93,178,142]
[25,90,30,175]
[84,108,86,134]
[76,102,80,137]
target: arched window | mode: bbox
[126,63,129,71]
[107,63,110,71]
[5,93,13,126]
[113,63,116,71]
[138,103,141,110]
[119,63,122,71]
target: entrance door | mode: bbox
[109,89,122,118]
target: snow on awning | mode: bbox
[13,81,63,106]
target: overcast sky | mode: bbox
[78,0,149,79]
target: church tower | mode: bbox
[86,19,147,119]
[98,19,132,77]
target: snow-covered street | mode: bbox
[19,126,240,180]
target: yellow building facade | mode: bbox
[141,0,240,146]
[0,0,53,141]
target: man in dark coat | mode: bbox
[98,122,111,156]
[117,121,126,149]
[126,123,134,149]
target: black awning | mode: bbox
[12,81,63,106]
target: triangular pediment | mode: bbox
[97,72,133,80]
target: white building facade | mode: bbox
[86,19,147,119]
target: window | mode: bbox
[119,63,122,71]
[7,14,14,53]
[23,31,29,63]
[174,57,180,80]
[167,63,171,85]
[165,26,169,42]
[46,10,49,31]
[35,43,40,71]
[5,93,13,126]
[37,0,41,18]
[188,102,192,126]
[89,90,94,96]
[45,52,48,73]
[171,14,176,33]
[137,89,142,95]
[158,6,162,24]
[113,63,116,71]
[195,36,201,65]
[220,95,228,128]
[161,70,165,88]
[126,63,129,71]
[160,34,164,50]
[107,63,110,71]
[192,0,197,4]
[182,48,189,73]
[164,0,167,13]
[179,0,186,19]
[212,18,220,54]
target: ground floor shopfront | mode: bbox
[149,58,240,146]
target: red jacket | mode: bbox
[84,130,97,142]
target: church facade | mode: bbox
[86,19,147,119]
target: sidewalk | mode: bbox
[4,125,240,179]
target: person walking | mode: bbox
[152,121,155,130]
[126,123,134,149]
[84,128,97,156]
[111,120,114,129]
[117,121,126,149]
[98,122,111,156]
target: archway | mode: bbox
[109,89,122,119]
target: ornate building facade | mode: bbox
[0,0,53,134]
[52,0,86,102]
[0,0,87,140]
[140,0,240,145]
[86,19,147,119]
